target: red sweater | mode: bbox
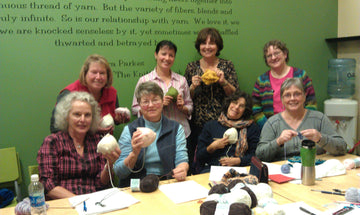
[63,80,117,118]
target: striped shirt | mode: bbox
[252,67,317,129]
[131,69,193,137]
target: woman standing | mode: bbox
[184,28,239,171]
[252,40,316,129]
[256,78,346,162]
[50,54,129,134]
[196,91,260,173]
[131,40,193,140]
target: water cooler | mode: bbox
[324,58,358,150]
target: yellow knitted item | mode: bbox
[201,69,219,85]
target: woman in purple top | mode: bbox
[37,92,120,200]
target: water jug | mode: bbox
[327,58,356,99]
[300,140,316,185]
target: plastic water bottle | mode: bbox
[327,58,356,99]
[28,174,47,215]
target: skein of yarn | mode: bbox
[343,158,360,170]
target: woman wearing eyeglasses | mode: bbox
[255,78,346,162]
[114,81,189,187]
[252,40,317,129]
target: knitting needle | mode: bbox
[299,206,316,215]
[311,189,345,196]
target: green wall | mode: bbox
[0,0,337,197]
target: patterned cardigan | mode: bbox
[252,68,317,128]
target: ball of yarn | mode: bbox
[200,200,217,215]
[229,203,251,215]
[345,187,360,202]
[343,159,355,170]
[248,183,273,201]
[280,164,291,174]
[227,179,244,190]
[140,174,159,193]
[257,197,278,208]
[225,189,252,208]
[264,203,285,215]
[15,197,49,215]
[241,186,258,208]
[208,184,229,195]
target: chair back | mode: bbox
[0,147,22,204]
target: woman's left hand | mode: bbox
[114,112,130,124]
[300,129,322,143]
[176,94,184,110]
[102,147,121,166]
[215,69,226,85]
[172,165,187,181]
[219,157,240,166]
[97,125,114,134]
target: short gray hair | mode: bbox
[54,91,101,133]
[135,81,164,103]
[280,78,305,97]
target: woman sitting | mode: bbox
[38,92,120,199]
[256,78,347,162]
[196,91,260,173]
[114,81,189,187]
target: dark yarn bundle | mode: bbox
[200,201,251,215]
[241,186,257,209]
[229,203,251,215]
[208,184,229,195]
[140,174,159,193]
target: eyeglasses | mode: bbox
[266,51,282,59]
[282,92,303,99]
[140,98,162,107]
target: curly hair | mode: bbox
[263,40,289,66]
[54,91,101,134]
[222,91,253,120]
[79,54,113,88]
[195,27,223,56]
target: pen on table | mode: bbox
[83,201,87,212]
[311,189,345,196]
[299,206,316,215]
[71,197,90,208]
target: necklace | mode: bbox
[75,144,82,149]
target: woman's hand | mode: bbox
[163,95,173,106]
[276,130,298,146]
[97,125,114,134]
[102,147,121,166]
[219,157,241,166]
[300,129,322,143]
[172,163,188,181]
[114,112,130,124]
[131,130,144,155]
[176,94,184,110]
[191,75,202,89]
[207,137,229,153]
[215,69,226,85]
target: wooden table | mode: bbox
[1,154,358,214]
[269,153,360,211]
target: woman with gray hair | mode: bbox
[114,81,189,187]
[256,78,346,162]
[38,91,121,199]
